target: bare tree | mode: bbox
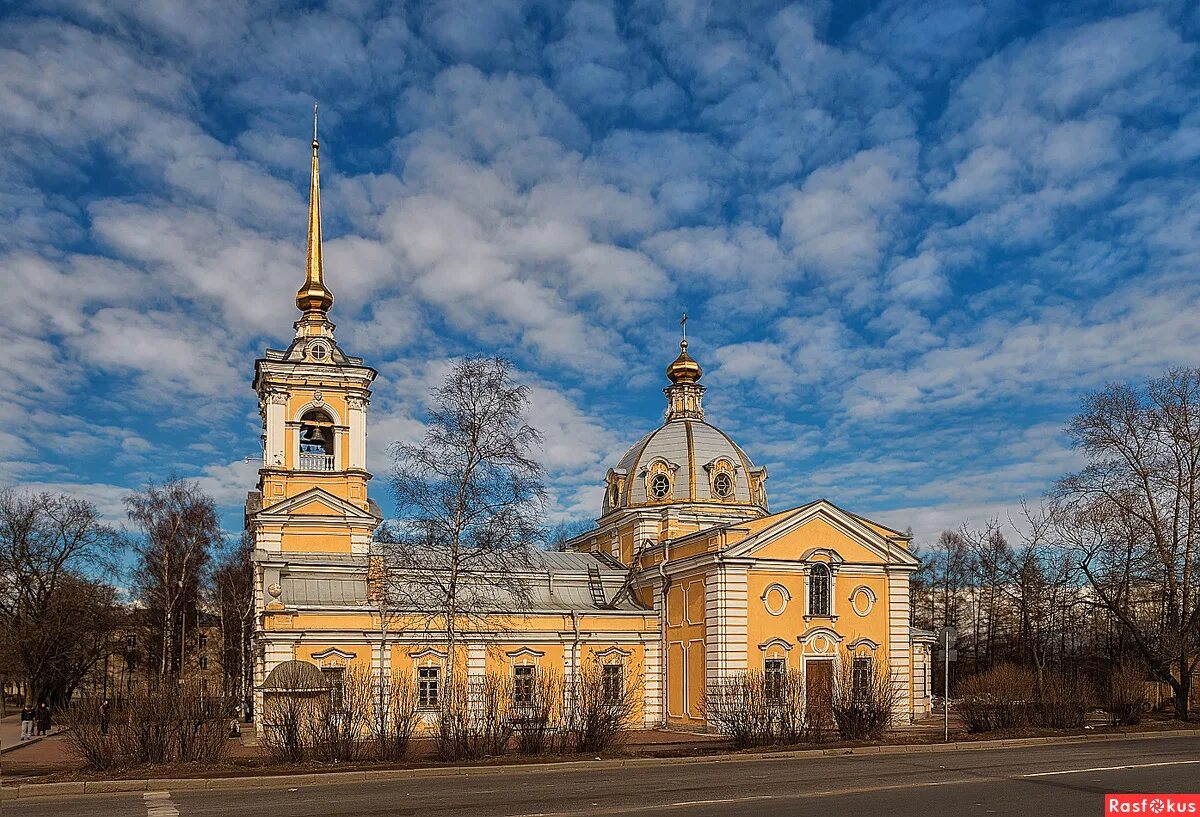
[212,532,255,718]
[1052,368,1200,720]
[125,478,222,679]
[964,506,1083,681]
[377,356,547,696]
[0,489,120,706]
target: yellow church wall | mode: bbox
[278,531,354,553]
[750,516,888,565]
[744,570,893,673]
[665,571,707,725]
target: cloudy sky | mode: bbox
[4,0,1199,545]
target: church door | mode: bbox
[805,660,834,728]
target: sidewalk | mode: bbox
[0,714,63,755]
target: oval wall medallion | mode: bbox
[850,586,876,616]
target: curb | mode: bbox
[3,728,1199,801]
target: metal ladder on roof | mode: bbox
[587,565,608,608]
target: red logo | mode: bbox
[1107,795,1200,814]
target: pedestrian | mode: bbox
[99,699,110,736]
[19,705,33,741]
[35,702,50,736]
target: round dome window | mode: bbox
[713,472,733,498]
[649,473,671,500]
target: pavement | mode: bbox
[2,733,1198,816]
[0,714,64,755]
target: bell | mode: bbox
[306,426,327,446]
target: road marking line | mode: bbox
[1023,760,1200,778]
[144,790,180,817]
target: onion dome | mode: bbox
[666,339,702,384]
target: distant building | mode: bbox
[247,133,933,733]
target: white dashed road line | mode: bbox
[144,790,180,817]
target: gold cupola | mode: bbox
[666,339,703,384]
[295,106,334,315]
[664,338,705,421]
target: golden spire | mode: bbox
[296,104,334,314]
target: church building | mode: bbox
[247,133,933,734]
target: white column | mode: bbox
[347,396,367,470]
[265,393,287,467]
[887,567,913,724]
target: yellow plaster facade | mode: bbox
[248,136,933,736]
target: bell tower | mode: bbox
[246,110,380,559]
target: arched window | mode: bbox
[808,563,831,617]
[299,409,335,470]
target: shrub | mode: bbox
[1035,672,1091,729]
[65,682,234,770]
[705,668,806,748]
[1106,660,1149,726]
[832,656,900,741]
[261,692,318,763]
[956,664,1036,732]
[376,669,419,761]
[434,672,515,761]
[512,670,560,755]
[308,664,374,762]
[560,662,641,754]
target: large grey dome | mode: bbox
[601,339,769,517]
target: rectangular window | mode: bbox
[602,664,624,705]
[126,634,136,650]
[417,666,439,708]
[199,655,208,670]
[198,634,208,650]
[322,667,345,711]
[852,656,872,702]
[765,658,786,703]
[513,665,536,707]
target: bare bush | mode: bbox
[376,670,419,761]
[435,673,514,761]
[1035,672,1091,729]
[513,670,560,755]
[65,683,233,769]
[705,669,806,749]
[956,664,1036,732]
[1106,660,1149,726]
[261,693,317,763]
[63,699,118,771]
[832,657,900,741]
[308,665,373,762]
[561,662,640,754]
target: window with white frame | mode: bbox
[851,656,872,702]
[808,563,831,616]
[417,666,440,708]
[764,658,786,703]
[513,665,536,707]
[602,663,624,705]
[321,666,345,711]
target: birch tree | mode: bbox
[377,357,546,696]
[125,478,221,679]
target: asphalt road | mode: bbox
[5,735,1199,817]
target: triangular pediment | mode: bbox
[724,500,918,567]
[256,487,378,523]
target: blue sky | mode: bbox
[3,0,1199,545]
